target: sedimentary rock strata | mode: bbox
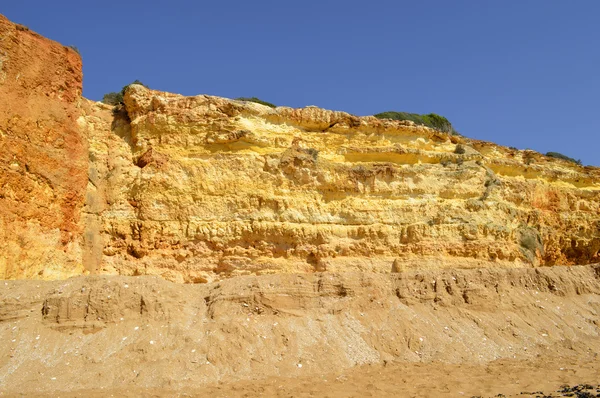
[1,14,599,281]
[77,86,599,282]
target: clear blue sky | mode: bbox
[3,1,599,165]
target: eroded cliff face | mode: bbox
[1,14,598,282]
[77,85,600,283]
[0,15,86,279]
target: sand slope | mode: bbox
[1,265,599,395]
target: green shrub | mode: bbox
[373,111,423,124]
[454,144,466,155]
[373,111,458,135]
[236,97,276,108]
[67,45,80,55]
[422,113,453,133]
[102,80,148,106]
[102,92,123,105]
[546,152,582,165]
[121,80,148,95]
[518,226,544,263]
[306,148,319,160]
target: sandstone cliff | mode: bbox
[1,14,599,282]
[77,86,599,282]
[0,15,87,280]
[2,14,600,398]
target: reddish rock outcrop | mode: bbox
[0,15,87,279]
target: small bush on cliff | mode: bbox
[102,80,148,106]
[102,92,123,106]
[306,148,319,160]
[236,97,277,108]
[122,80,148,93]
[518,226,544,263]
[67,45,80,55]
[546,151,582,165]
[421,113,453,133]
[373,111,458,135]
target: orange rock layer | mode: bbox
[0,15,86,279]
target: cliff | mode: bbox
[0,15,87,280]
[1,14,599,282]
[2,14,600,397]
[76,86,600,282]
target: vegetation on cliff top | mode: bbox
[235,97,277,108]
[102,80,148,106]
[545,151,582,165]
[66,45,80,55]
[99,89,585,167]
[102,92,123,106]
[373,111,458,135]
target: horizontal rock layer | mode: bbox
[79,85,600,282]
[1,13,599,281]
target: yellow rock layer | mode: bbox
[74,85,599,283]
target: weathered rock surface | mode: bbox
[1,13,600,398]
[78,86,599,282]
[1,14,599,281]
[1,265,599,394]
[0,15,86,280]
